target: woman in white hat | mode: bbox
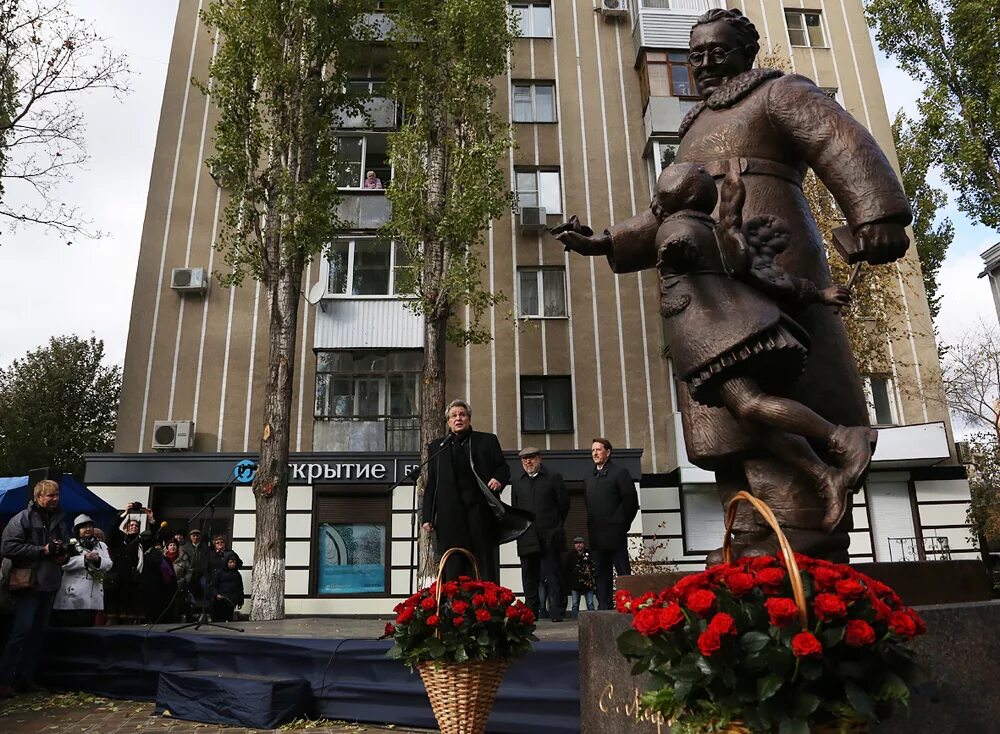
[52,514,111,626]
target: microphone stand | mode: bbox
[168,471,246,634]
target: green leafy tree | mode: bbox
[891,110,954,321]
[866,0,1000,229]
[385,1,517,574]
[0,336,121,478]
[0,0,129,241]
[963,433,1000,551]
[199,0,371,620]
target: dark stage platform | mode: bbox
[37,617,582,733]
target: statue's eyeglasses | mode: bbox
[687,47,741,67]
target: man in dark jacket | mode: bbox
[0,479,69,696]
[421,399,510,582]
[209,552,244,622]
[180,528,210,598]
[584,438,639,610]
[512,447,569,622]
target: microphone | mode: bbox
[439,433,456,448]
[157,521,170,541]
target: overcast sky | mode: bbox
[0,2,996,371]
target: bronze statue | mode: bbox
[555,8,912,563]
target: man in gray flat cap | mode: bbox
[511,447,569,622]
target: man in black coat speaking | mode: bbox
[511,447,569,622]
[421,399,511,582]
[584,438,639,610]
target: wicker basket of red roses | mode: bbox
[384,548,537,734]
[616,491,926,734]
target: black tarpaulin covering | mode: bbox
[39,628,580,733]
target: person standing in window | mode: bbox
[421,399,510,582]
[363,170,383,189]
[584,438,638,610]
[511,447,569,622]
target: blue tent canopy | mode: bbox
[0,475,117,530]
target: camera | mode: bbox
[49,538,65,555]
[128,501,144,512]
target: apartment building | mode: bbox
[87,0,973,614]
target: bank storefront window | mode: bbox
[313,489,389,596]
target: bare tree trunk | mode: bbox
[416,128,449,584]
[250,253,303,620]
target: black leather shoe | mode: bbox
[551,616,564,623]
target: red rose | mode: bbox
[765,597,800,628]
[657,603,685,631]
[475,608,492,623]
[485,591,499,607]
[672,573,711,599]
[615,589,633,613]
[888,611,917,638]
[451,600,470,615]
[845,619,876,647]
[869,594,892,621]
[835,578,866,601]
[724,571,756,597]
[814,593,848,621]
[420,596,437,611]
[909,609,927,635]
[472,594,486,607]
[443,581,459,596]
[383,622,395,637]
[499,589,515,604]
[697,628,723,656]
[458,575,471,582]
[519,608,536,624]
[756,567,785,592]
[686,589,717,617]
[452,616,465,627]
[426,614,440,627]
[505,606,519,619]
[632,607,662,637]
[749,555,781,571]
[791,631,823,657]
[396,606,415,624]
[708,612,737,636]
[811,566,842,591]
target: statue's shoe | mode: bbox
[828,425,878,491]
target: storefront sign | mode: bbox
[288,461,389,482]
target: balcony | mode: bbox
[364,12,394,41]
[335,97,399,130]
[336,191,392,229]
[313,416,420,452]
[313,298,423,350]
[629,0,725,59]
[644,95,698,138]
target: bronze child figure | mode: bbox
[651,162,875,531]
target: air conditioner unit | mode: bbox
[170,267,208,294]
[520,206,547,232]
[152,420,195,450]
[599,0,628,18]
[955,440,974,465]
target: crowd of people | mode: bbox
[0,480,244,697]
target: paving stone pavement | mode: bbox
[0,692,437,734]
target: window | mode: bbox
[315,350,421,418]
[785,10,825,48]
[314,491,389,595]
[336,133,391,188]
[639,50,699,111]
[511,2,552,38]
[518,268,566,318]
[646,138,679,186]
[512,82,556,123]
[863,376,897,426]
[515,169,562,214]
[326,238,411,296]
[521,376,573,432]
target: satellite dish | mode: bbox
[305,280,326,305]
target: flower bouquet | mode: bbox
[616,492,925,734]
[385,548,537,734]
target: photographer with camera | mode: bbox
[0,479,69,697]
[52,515,111,627]
[105,503,154,624]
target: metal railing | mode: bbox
[887,535,952,562]
[313,415,421,452]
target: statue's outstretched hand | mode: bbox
[551,215,611,256]
[820,285,851,308]
[855,222,909,265]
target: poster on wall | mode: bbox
[318,522,386,594]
